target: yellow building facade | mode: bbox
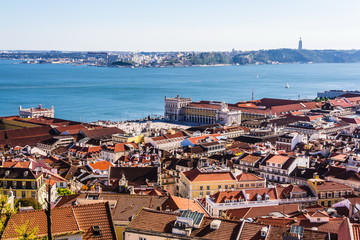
[179,168,265,199]
[307,177,353,207]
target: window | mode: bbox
[139,237,147,240]
[231,185,235,189]
[3,181,7,188]
[22,181,26,189]
[12,181,17,189]
[334,192,339,198]
[200,186,203,190]
[225,185,228,189]
[31,191,35,198]
[317,218,321,222]
[207,186,210,190]
[31,182,36,189]
[206,191,210,195]
[92,225,101,236]
[218,185,221,189]
[245,184,249,187]
[22,191,26,198]
[258,183,263,187]
[251,183,255,187]
[239,184,243,188]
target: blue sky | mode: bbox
[1,0,359,51]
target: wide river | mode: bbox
[0,60,359,122]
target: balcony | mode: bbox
[215,199,279,208]
[279,197,318,204]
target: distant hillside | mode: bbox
[232,49,360,65]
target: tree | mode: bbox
[57,188,74,196]
[15,198,42,210]
[0,194,16,238]
[15,219,39,240]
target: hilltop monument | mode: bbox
[298,37,303,51]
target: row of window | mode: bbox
[3,190,36,198]
[319,191,351,199]
[198,183,263,191]
[0,181,37,189]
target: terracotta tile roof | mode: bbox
[225,204,300,220]
[353,224,360,240]
[2,161,31,168]
[3,202,117,240]
[315,181,353,191]
[89,161,114,171]
[266,224,330,240]
[187,102,222,110]
[238,222,266,240]
[127,208,242,240]
[330,98,353,108]
[73,202,117,239]
[245,188,278,201]
[186,134,221,145]
[55,194,80,207]
[164,131,187,139]
[236,172,264,181]
[151,136,166,141]
[328,153,348,161]
[211,188,277,203]
[161,195,208,215]
[266,155,290,165]
[256,217,345,234]
[0,167,40,180]
[114,143,126,152]
[183,168,236,182]
[276,184,310,199]
[239,154,262,163]
[81,127,125,139]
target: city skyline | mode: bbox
[1,0,360,52]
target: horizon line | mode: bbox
[1,48,360,53]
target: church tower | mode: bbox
[298,37,303,51]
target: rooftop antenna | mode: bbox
[252,89,254,101]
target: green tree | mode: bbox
[15,219,39,240]
[0,194,16,238]
[57,188,74,196]
[15,198,42,210]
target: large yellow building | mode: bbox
[0,168,47,206]
[307,177,353,207]
[179,168,265,199]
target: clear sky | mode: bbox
[1,0,359,51]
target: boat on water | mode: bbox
[285,83,290,88]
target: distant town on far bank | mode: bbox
[2,39,360,68]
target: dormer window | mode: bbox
[92,225,101,236]
[256,194,262,201]
[24,171,28,177]
[264,194,270,200]
[5,171,9,177]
